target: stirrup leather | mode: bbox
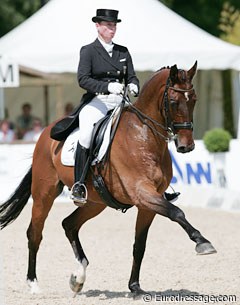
[70,181,88,204]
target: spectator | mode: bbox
[23,118,44,142]
[64,102,74,116]
[15,103,38,139]
[4,108,15,130]
[0,119,16,142]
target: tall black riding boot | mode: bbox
[70,142,90,205]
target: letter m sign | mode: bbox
[0,58,19,87]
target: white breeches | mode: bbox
[78,94,123,148]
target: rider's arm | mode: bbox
[77,45,109,94]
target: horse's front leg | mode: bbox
[62,201,106,295]
[139,186,217,255]
[129,209,156,298]
[168,203,217,255]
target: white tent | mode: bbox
[1,0,240,73]
[1,0,240,138]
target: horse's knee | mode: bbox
[168,206,185,222]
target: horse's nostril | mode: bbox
[177,144,195,153]
[177,146,187,153]
[177,146,192,153]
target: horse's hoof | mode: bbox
[195,242,217,255]
[27,279,41,294]
[69,273,84,294]
[129,282,146,299]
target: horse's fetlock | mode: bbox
[190,230,200,240]
[190,230,208,244]
[129,281,140,292]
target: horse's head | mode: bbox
[134,61,197,153]
[166,61,197,153]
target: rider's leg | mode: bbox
[71,94,124,204]
[70,98,109,204]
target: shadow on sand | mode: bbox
[82,288,203,301]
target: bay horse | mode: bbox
[0,61,216,297]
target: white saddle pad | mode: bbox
[61,117,113,166]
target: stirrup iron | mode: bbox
[70,181,88,206]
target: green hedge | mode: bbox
[203,128,232,152]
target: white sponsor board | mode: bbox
[0,140,239,210]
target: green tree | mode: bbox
[160,1,240,138]
[160,0,240,38]
[218,2,240,137]
[0,0,49,38]
[219,2,240,45]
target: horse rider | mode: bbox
[70,8,180,204]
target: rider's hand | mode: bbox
[128,83,138,96]
[108,82,124,95]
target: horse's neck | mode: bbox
[135,71,167,116]
[130,72,169,146]
[134,88,164,124]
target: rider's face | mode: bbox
[96,21,117,43]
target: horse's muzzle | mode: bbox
[176,143,195,153]
[175,135,195,153]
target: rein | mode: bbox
[123,97,173,141]
[122,77,194,141]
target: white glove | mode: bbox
[128,83,138,96]
[108,82,124,95]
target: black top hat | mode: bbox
[92,9,121,23]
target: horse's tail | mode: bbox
[0,167,32,229]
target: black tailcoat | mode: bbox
[77,38,139,94]
[51,39,139,141]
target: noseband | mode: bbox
[164,77,194,132]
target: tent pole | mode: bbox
[56,85,63,118]
[43,85,49,125]
[230,70,240,139]
[0,88,4,119]
[236,72,240,139]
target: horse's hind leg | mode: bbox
[26,177,63,293]
[128,209,156,297]
[62,201,106,295]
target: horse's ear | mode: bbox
[188,60,197,80]
[170,64,179,83]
